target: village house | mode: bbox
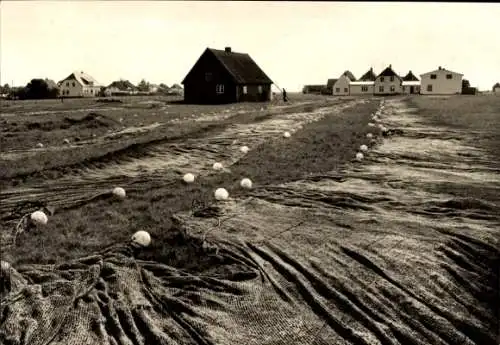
[420,66,463,95]
[181,47,273,104]
[374,65,403,95]
[332,71,356,96]
[58,71,102,97]
[492,82,500,94]
[401,71,421,94]
[349,67,376,95]
[104,80,138,96]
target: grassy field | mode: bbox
[1,94,498,345]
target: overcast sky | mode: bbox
[1,1,499,91]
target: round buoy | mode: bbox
[360,144,368,152]
[240,178,253,189]
[63,138,70,145]
[240,145,249,153]
[356,152,364,161]
[213,162,223,170]
[31,211,48,226]
[36,143,44,148]
[112,187,126,199]
[214,188,229,201]
[366,133,373,139]
[183,173,195,183]
[283,131,291,138]
[131,230,151,247]
[368,123,375,127]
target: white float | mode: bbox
[283,131,291,138]
[31,211,48,226]
[131,230,151,247]
[214,188,229,200]
[356,152,364,161]
[112,187,126,199]
[240,178,253,189]
[183,173,195,183]
[240,146,249,153]
[360,144,368,152]
[366,133,373,139]
[213,162,223,170]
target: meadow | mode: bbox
[0,93,498,345]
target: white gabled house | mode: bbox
[374,65,403,95]
[420,67,463,95]
[350,67,376,95]
[401,71,420,94]
[332,70,356,96]
[58,71,102,97]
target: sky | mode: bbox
[1,1,499,92]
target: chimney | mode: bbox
[438,66,442,70]
[225,47,231,53]
[389,64,392,68]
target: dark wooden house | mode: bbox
[181,47,273,104]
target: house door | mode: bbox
[410,86,414,94]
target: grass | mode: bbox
[1,97,378,265]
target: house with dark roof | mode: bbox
[181,47,273,104]
[350,67,376,95]
[374,64,403,95]
[105,80,138,96]
[492,82,500,94]
[58,71,102,98]
[402,70,420,94]
[325,79,338,94]
[303,84,327,94]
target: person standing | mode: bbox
[282,88,288,102]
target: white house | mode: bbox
[58,71,102,97]
[420,67,463,95]
[401,71,420,94]
[374,65,403,95]
[349,81,374,95]
[333,70,356,96]
[493,82,500,94]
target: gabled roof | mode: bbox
[182,48,273,85]
[358,68,376,81]
[402,71,419,81]
[420,67,463,77]
[342,70,356,81]
[376,65,401,79]
[326,79,338,89]
[60,71,101,87]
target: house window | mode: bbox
[390,76,394,82]
[205,72,212,82]
[243,86,248,94]
[380,77,385,82]
[446,74,452,79]
[72,82,76,87]
[427,84,433,92]
[216,84,224,94]
[336,88,340,93]
[66,82,69,87]
[379,86,384,92]
[258,85,263,93]
[90,89,93,94]
[430,74,437,79]
[390,85,395,92]
[361,86,368,92]
[344,88,348,93]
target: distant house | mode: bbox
[420,66,463,95]
[493,82,500,94]
[325,79,337,94]
[181,47,273,104]
[332,70,356,96]
[350,67,375,95]
[402,71,420,94]
[105,80,138,96]
[374,65,403,95]
[303,85,326,94]
[58,71,102,97]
